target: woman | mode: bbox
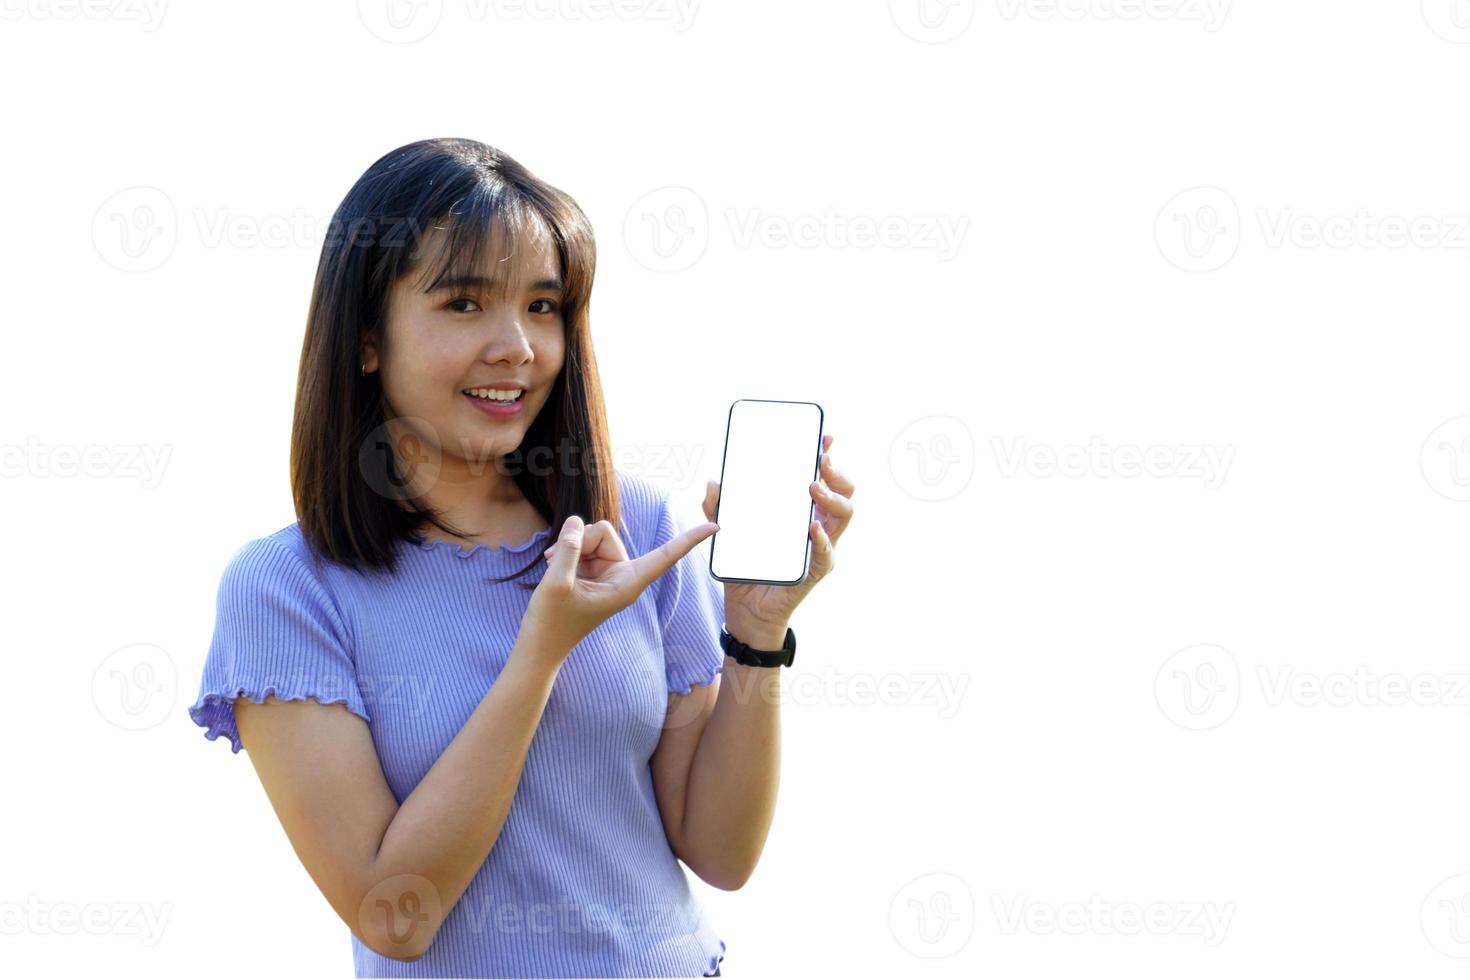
[188,137,854,978]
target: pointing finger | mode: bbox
[633,521,718,590]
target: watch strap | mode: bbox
[719,623,796,668]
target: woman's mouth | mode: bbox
[462,387,526,418]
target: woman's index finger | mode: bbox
[633,522,718,591]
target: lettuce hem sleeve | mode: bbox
[666,657,726,697]
[189,535,370,754]
[189,687,372,755]
[650,490,728,695]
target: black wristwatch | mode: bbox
[719,623,797,668]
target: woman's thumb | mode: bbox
[548,515,584,579]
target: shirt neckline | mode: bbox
[407,526,553,560]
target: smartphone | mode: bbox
[709,398,825,586]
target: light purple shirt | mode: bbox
[189,470,728,977]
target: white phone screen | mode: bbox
[709,399,824,585]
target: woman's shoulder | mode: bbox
[214,521,346,597]
[220,521,316,569]
[210,522,360,639]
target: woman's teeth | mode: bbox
[463,388,524,402]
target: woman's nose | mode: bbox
[479,312,534,355]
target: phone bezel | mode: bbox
[708,397,825,586]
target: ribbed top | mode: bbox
[189,470,728,978]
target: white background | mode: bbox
[4,0,1470,977]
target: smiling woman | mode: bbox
[291,137,617,585]
[189,138,731,979]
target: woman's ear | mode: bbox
[360,334,379,374]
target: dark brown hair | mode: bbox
[290,137,622,587]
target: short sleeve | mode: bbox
[188,537,370,754]
[649,491,727,695]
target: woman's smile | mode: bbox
[463,388,527,418]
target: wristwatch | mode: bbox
[719,623,797,668]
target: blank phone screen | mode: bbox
[709,399,824,585]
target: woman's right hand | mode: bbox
[520,513,719,662]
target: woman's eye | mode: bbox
[445,297,558,315]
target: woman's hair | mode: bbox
[290,137,621,587]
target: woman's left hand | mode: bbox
[703,433,855,633]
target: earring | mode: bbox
[361,363,368,375]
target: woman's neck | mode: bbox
[414,487,549,550]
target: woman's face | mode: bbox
[364,217,567,489]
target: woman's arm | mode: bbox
[650,614,787,891]
[235,627,568,962]
[653,442,848,889]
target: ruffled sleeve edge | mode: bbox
[666,657,725,697]
[188,687,372,754]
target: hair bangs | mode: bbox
[406,187,554,304]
